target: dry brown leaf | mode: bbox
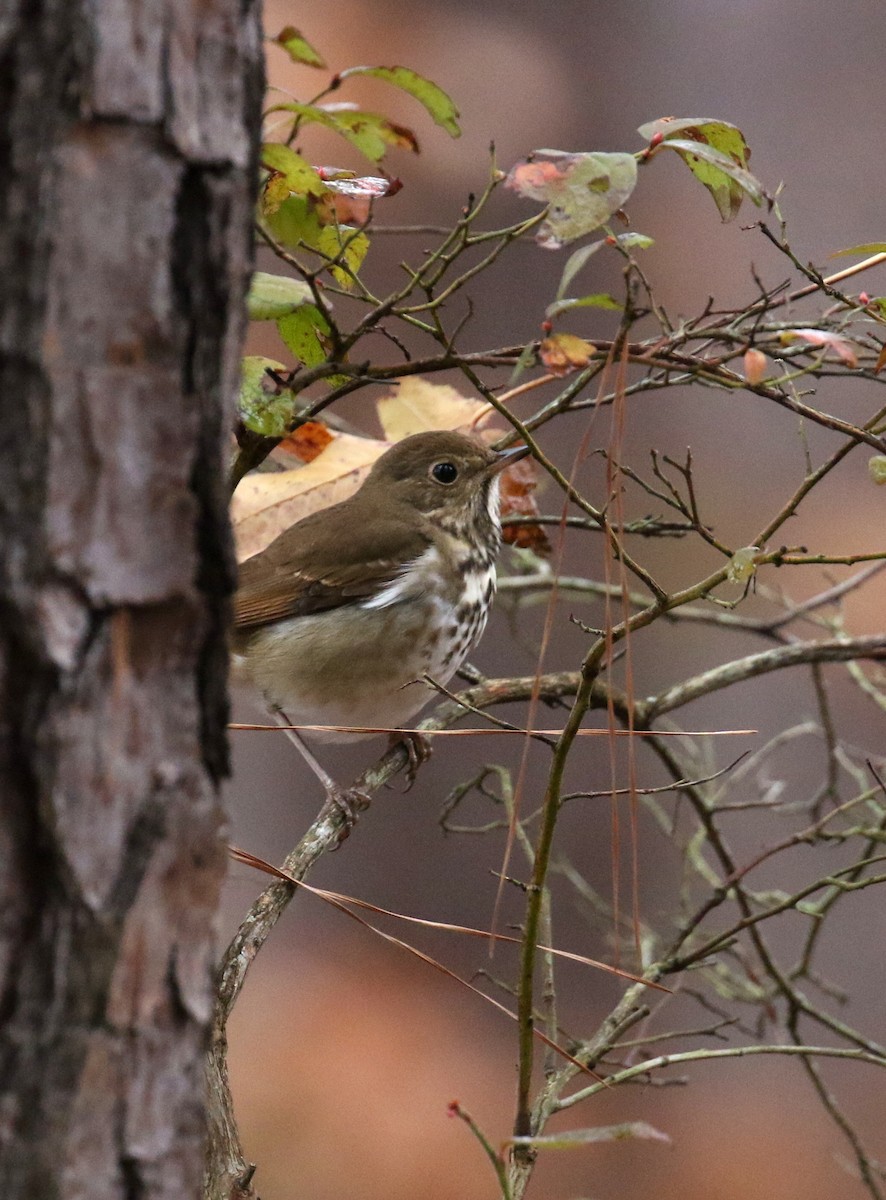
[500,456,550,555]
[232,431,390,561]
[376,377,494,440]
[277,420,334,463]
[539,333,595,376]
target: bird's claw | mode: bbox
[388,730,433,791]
[322,786,371,845]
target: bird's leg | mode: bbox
[271,708,370,834]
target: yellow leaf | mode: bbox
[727,546,759,583]
[868,455,886,485]
[376,377,493,441]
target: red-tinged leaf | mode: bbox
[315,173,402,225]
[309,174,398,229]
[506,151,638,248]
[318,170,400,198]
[539,332,596,375]
[743,348,768,385]
[271,26,327,68]
[780,328,859,367]
[261,143,327,197]
[337,65,461,137]
[319,192,373,227]
[278,420,334,463]
[328,108,419,160]
[875,344,886,375]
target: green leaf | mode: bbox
[261,143,327,197]
[267,101,342,137]
[829,242,886,258]
[663,139,763,219]
[638,117,761,221]
[546,294,622,319]
[238,356,295,437]
[267,102,419,163]
[508,339,539,387]
[247,272,313,320]
[270,26,327,68]
[276,305,348,387]
[263,195,370,286]
[506,152,638,249]
[556,239,605,300]
[277,304,331,368]
[615,232,654,250]
[264,195,324,252]
[510,1122,670,1150]
[337,65,461,137]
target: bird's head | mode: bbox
[361,430,528,535]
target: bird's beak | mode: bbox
[487,443,531,475]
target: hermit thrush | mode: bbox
[232,429,528,815]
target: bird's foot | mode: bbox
[321,785,371,844]
[388,730,433,791]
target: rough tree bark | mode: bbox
[0,2,263,1196]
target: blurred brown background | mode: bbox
[225,1,886,1196]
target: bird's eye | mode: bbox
[431,461,459,484]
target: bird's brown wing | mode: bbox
[233,500,433,631]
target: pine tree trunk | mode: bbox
[0,2,263,1196]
